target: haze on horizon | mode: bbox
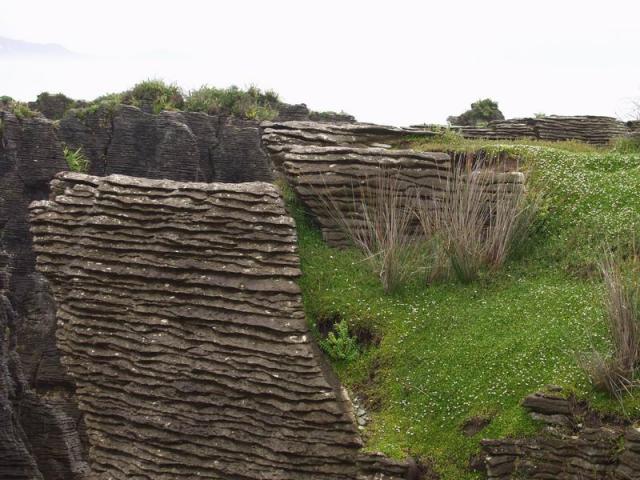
[1,0,639,126]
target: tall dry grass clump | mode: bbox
[582,250,640,398]
[416,163,536,283]
[317,169,420,293]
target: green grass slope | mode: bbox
[286,138,640,479]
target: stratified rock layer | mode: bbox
[0,105,276,477]
[457,115,629,145]
[281,145,452,245]
[30,172,409,480]
[482,388,640,479]
[261,120,435,167]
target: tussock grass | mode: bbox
[315,169,421,293]
[582,249,640,399]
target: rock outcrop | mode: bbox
[456,115,629,145]
[261,120,436,168]
[281,145,452,245]
[59,105,273,182]
[0,111,90,479]
[30,172,410,480]
[262,121,522,247]
[0,106,276,479]
[482,387,640,479]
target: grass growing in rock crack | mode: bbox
[285,139,640,479]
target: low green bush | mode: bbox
[63,146,89,172]
[318,319,360,362]
[185,84,280,120]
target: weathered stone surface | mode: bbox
[261,120,436,167]
[59,105,273,182]
[280,145,452,245]
[0,111,90,479]
[482,389,640,479]
[457,115,629,145]
[1,105,277,478]
[30,172,410,480]
[264,122,524,247]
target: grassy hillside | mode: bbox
[286,137,640,479]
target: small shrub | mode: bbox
[5,101,38,119]
[319,319,360,362]
[63,146,89,172]
[122,79,184,113]
[185,84,280,120]
[582,249,640,398]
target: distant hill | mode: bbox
[0,36,74,57]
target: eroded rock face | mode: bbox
[261,120,436,167]
[59,105,273,182]
[281,145,452,246]
[457,115,629,145]
[0,111,90,479]
[0,106,276,478]
[482,388,640,479]
[30,173,410,480]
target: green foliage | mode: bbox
[319,320,360,362]
[2,99,38,119]
[286,138,640,479]
[67,81,282,121]
[613,134,640,154]
[447,98,505,126]
[185,84,280,120]
[63,146,89,172]
[121,79,184,114]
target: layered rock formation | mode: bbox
[0,111,91,479]
[457,115,629,145]
[263,121,523,247]
[30,172,410,480]
[280,145,452,245]
[261,120,436,167]
[482,388,640,479]
[0,106,275,478]
[59,105,273,182]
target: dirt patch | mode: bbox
[461,415,492,437]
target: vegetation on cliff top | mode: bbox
[288,133,640,479]
[65,79,282,120]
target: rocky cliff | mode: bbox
[0,106,274,478]
[30,172,409,479]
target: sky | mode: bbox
[1,0,639,126]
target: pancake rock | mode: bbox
[456,115,629,145]
[260,120,436,167]
[59,105,273,182]
[482,388,640,479]
[0,105,277,477]
[280,145,452,246]
[30,172,410,480]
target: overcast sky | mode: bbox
[1,0,639,125]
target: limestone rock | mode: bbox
[59,105,273,182]
[261,120,436,167]
[30,172,410,480]
[482,388,640,479]
[0,111,90,479]
[457,115,629,145]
